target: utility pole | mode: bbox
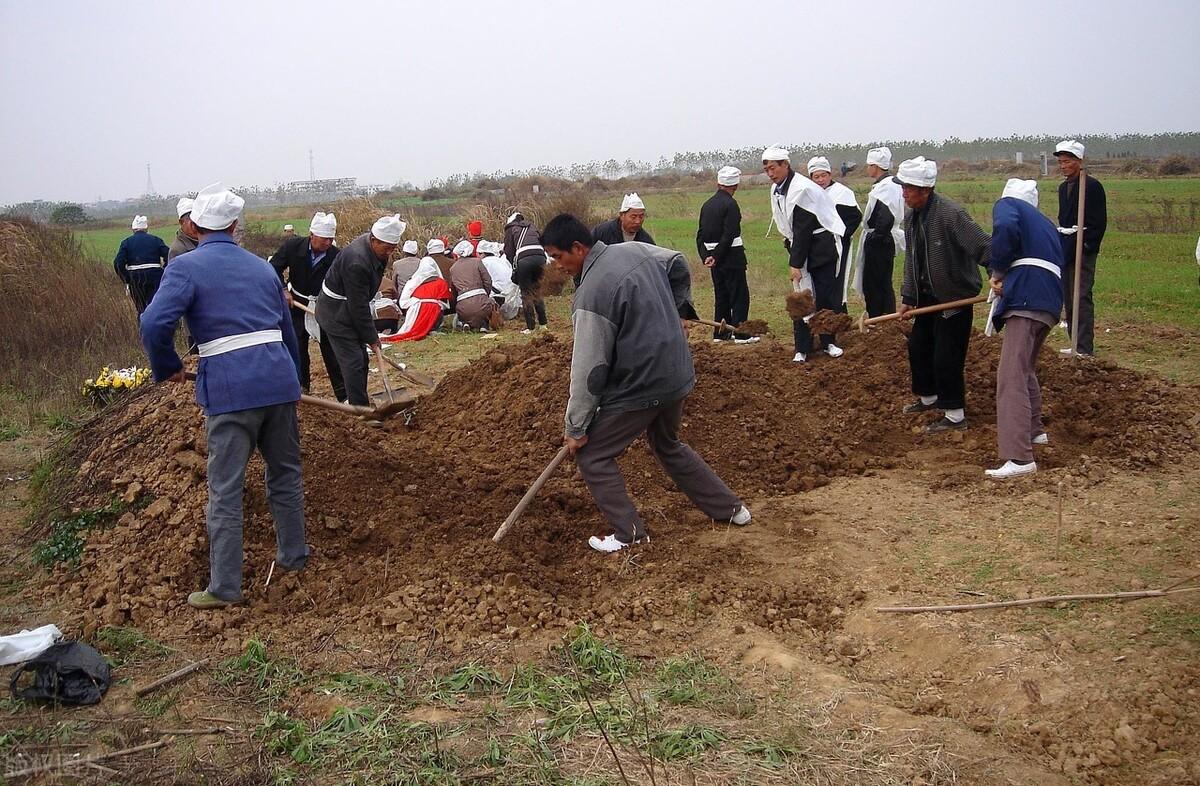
[309,149,315,181]
[145,164,157,197]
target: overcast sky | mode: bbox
[1,0,1197,205]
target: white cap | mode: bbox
[478,240,498,256]
[761,145,790,162]
[506,211,522,226]
[866,146,892,170]
[717,166,741,186]
[452,240,475,257]
[402,239,419,255]
[619,192,645,212]
[131,215,148,230]
[1055,139,1085,159]
[894,157,938,188]
[175,198,194,218]
[309,212,336,238]
[426,238,447,255]
[370,215,405,245]
[190,182,245,231]
[283,224,294,231]
[1001,178,1039,208]
[807,156,832,175]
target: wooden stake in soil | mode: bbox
[134,659,208,697]
[1069,162,1088,358]
[264,560,276,588]
[1054,480,1064,560]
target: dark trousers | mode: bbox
[290,311,346,401]
[513,256,547,330]
[862,240,897,318]
[127,272,162,314]
[575,399,743,543]
[791,262,841,352]
[834,240,852,313]
[996,316,1051,462]
[907,307,974,411]
[325,328,369,406]
[710,265,750,338]
[1062,251,1097,354]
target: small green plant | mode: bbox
[651,723,726,760]
[96,625,169,666]
[257,710,315,764]
[562,622,634,687]
[742,739,800,768]
[219,639,303,698]
[654,653,731,706]
[134,693,176,718]
[32,499,126,568]
[429,663,504,702]
[0,418,22,441]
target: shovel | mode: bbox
[184,371,415,421]
[856,295,987,333]
[686,317,769,336]
[378,353,438,390]
[492,445,570,543]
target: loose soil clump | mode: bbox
[785,290,815,319]
[735,319,770,335]
[809,309,854,336]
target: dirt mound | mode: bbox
[42,329,1199,651]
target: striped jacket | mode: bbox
[900,192,990,307]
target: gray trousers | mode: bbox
[1062,252,1097,354]
[575,399,742,543]
[205,403,308,601]
[996,316,1050,462]
[324,327,369,405]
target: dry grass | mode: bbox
[0,219,142,421]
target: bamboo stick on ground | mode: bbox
[877,586,1200,614]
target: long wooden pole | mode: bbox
[1069,164,1087,357]
[859,295,987,331]
[492,446,570,542]
[876,586,1199,614]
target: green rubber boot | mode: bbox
[187,591,240,610]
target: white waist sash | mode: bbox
[287,282,313,302]
[1011,257,1061,278]
[702,237,744,251]
[457,287,487,300]
[197,329,283,358]
[321,281,347,300]
[126,263,163,272]
[515,244,544,256]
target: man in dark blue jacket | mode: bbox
[140,183,308,609]
[1055,140,1107,356]
[114,215,170,314]
[984,179,1064,479]
[593,192,655,246]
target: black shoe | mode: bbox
[924,416,968,434]
[903,400,937,414]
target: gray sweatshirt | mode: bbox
[565,241,696,438]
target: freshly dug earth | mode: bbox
[785,290,815,319]
[46,327,1199,651]
[809,309,854,336]
[735,319,770,335]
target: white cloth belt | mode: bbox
[1011,257,1061,278]
[457,287,487,300]
[515,244,544,257]
[813,227,828,235]
[126,263,163,272]
[287,282,313,302]
[702,237,743,251]
[321,281,347,300]
[197,329,283,358]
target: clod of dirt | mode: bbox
[809,309,853,336]
[735,319,770,336]
[785,291,815,320]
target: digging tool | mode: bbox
[184,372,415,420]
[856,295,987,333]
[375,351,397,404]
[492,445,570,543]
[1068,163,1088,359]
[686,317,768,337]
[378,353,438,390]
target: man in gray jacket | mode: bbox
[895,158,990,434]
[541,214,749,554]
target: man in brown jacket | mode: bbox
[449,241,498,330]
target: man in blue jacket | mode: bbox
[984,179,1064,479]
[140,183,308,609]
[114,215,170,314]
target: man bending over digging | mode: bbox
[541,214,751,553]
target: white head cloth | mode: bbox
[1001,178,1039,207]
[717,166,741,186]
[894,157,938,188]
[190,182,245,231]
[807,156,832,175]
[131,215,149,230]
[283,224,295,231]
[309,212,336,238]
[620,193,645,212]
[477,240,498,256]
[402,239,419,255]
[371,215,406,244]
[426,238,447,255]
[452,240,475,257]
[761,145,790,162]
[175,198,194,218]
[1055,139,1085,159]
[866,146,893,170]
[506,211,522,226]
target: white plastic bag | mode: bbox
[0,624,63,665]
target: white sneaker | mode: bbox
[731,505,752,526]
[792,352,807,363]
[1032,432,1049,446]
[985,460,1037,479]
[1058,347,1073,355]
[825,344,844,358]
[734,336,761,344]
[521,328,533,335]
[587,533,649,553]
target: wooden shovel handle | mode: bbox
[293,300,316,315]
[864,295,987,327]
[184,371,379,417]
[492,446,570,543]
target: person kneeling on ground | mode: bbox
[139,183,309,610]
[541,214,749,554]
[449,240,498,330]
[984,179,1064,479]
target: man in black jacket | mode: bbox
[271,212,343,398]
[593,192,655,246]
[1054,140,1107,357]
[696,167,754,342]
[315,215,404,406]
[895,157,991,434]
